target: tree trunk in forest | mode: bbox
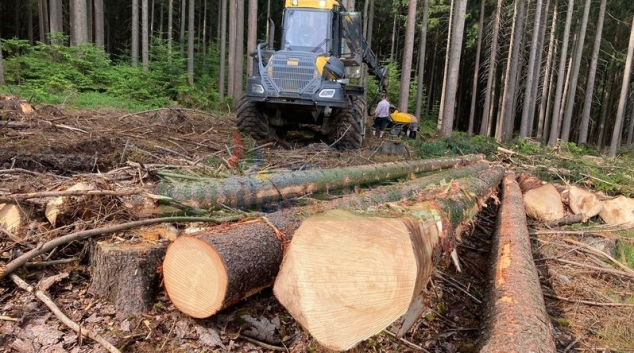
[89,241,167,316]
[526,0,550,137]
[497,0,526,143]
[49,0,63,39]
[247,0,257,76]
[609,14,634,158]
[561,0,591,142]
[628,101,634,145]
[468,0,486,136]
[558,34,576,137]
[219,0,227,101]
[87,0,93,43]
[480,0,504,136]
[538,3,558,139]
[274,166,503,351]
[479,174,556,352]
[440,0,467,138]
[397,0,417,112]
[158,155,483,210]
[180,0,185,53]
[94,0,104,47]
[132,0,139,67]
[579,0,606,145]
[233,0,245,102]
[187,0,194,84]
[415,0,430,121]
[520,0,543,139]
[438,0,455,131]
[390,11,397,62]
[367,0,374,49]
[227,0,236,100]
[201,0,207,67]
[163,163,499,319]
[142,0,149,71]
[547,0,574,147]
[70,0,89,45]
[0,42,5,86]
[543,43,559,141]
[168,0,173,56]
[28,1,34,45]
[38,0,50,43]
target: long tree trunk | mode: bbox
[628,101,634,145]
[167,0,173,56]
[397,0,418,112]
[70,0,88,45]
[186,0,194,84]
[132,0,140,67]
[227,0,237,100]
[480,0,504,136]
[49,0,63,39]
[87,0,93,43]
[158,155,483,210]
[537,2,558,139]
[246,0,257,77]
[609,14,634,157]
[163,163,498,320]
[558,34,576,135]
[561,0,591,142]
[526,0,551,137]
[0,42,5,86]
[497,0,526,143]
[547,0,575,147]
[142,0,149,71]
[578,0,606,145]
[467,0,486,136]
[94,0,104,47]
[440,0,467,138]
[274,166,503,351]
[520,0,543,139]
[438,0,455,131]
[219,0,227,101]
[390,10,397,62]
[179,0,185,53]
[415,0,430,121]
[367,0,375,49]
[28,1,34,45]
[38,0,50,43]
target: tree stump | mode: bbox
[89,241,167,316]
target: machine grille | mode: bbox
[267,52,319,94]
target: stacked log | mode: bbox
[162,163,495,319]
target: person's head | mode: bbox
[381,94,387,101]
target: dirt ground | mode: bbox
[1,103,632,352]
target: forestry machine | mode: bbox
[237,0,388,149]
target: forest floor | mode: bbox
[1,104,633,352]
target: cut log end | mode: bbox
[163,236,228,319]
[274,210,419,351]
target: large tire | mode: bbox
[328,97,365,150]
[236,96,268,140]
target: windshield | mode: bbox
[282,9,330,53]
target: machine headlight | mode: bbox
[292,0,298,6]
[251,84,265,94]
[319,89,336,98]
[319,0,327,7]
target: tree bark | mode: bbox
[89,241,167,316]
[609,14,634,157]
[438,0,455,131]
[70,0,89,45]
[367,0,374,49]
[179,0,186,53]
[520,0,543,139]
[467,0,485,136]
[38,0,50,43]
[49,0,63,39]
[526,0,551,138]
[163,163,498,319]
[579,0,606,145]
[538,3,558,140]
[497,0,526,143]
[246,0,257,76]
[158,155,484,210]
[132,0,139,67]
[274,166,504,351]
[142,0,149,71]
[168,0,173,56]
[227,0,237,100]
[187,0,194,84]
[234,0,245,102]
[0,42,5,86]
[547,0,575,147]
[397,0,417,112]
[219,0,227,101]
[561,0,591,142]
[480,0,504,136]
[479,173,556,352]
[440,0,467,138]
[94,0,104,47]
[415,0,430,122]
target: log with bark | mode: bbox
[162,163,496,319]
[478,173,556,352]
[273,166,504,350]
[156,155,483,210]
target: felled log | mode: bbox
[89,241,167,316]
[0,95,34,114]
[162,163,493,319]
[156,155,483,210]
[273,167,504,351]
[478,173,556,352]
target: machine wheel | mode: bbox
[329,97,365,150]
[236,96,268,140]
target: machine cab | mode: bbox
[282,8,333,54]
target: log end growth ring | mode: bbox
[163,236,228,318]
